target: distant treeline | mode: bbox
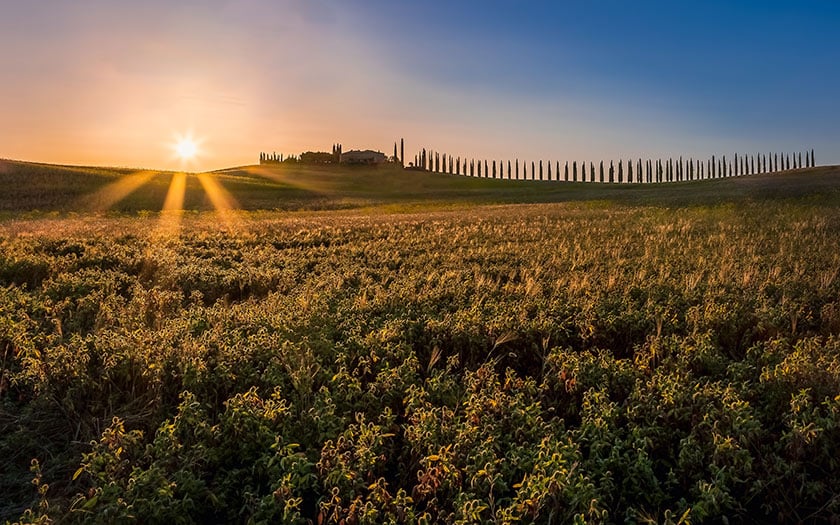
[410,148,817,182]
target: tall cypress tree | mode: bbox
[547,161,552,181]
[493,160,497,179]
[508,160,512,179]
[573,161,578,182]
[539,160,543,181]
[516,159,520,180]
[564,162,568,181]
[400,139,404,167]
[590,162,595,182]
[618,160,623,183]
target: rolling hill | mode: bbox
[1,158,839,215]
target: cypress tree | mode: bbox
[486,160,489,178]
[400,138,404,167]
[785,154,790,170]
[618,160,623,183]
[539,160,543,181]
[598,161,603,182]
[573,161,578,182]
[590,162,595,182]
[637,159,642,183]
[811,148,815,167]
[547,161,552,180]
[478,159,482,177]
[394,142,398,162]
[798,152,802,169]
[628,160,633,182]
[516,159,520,180]
[493,160,497,179]
[508,160,512,180]
[530,161,534,180]
[564,161,569,181]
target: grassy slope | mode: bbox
[2,158,839,215]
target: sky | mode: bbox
[1,0,838,172]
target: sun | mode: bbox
[171,132,203,164]
[176,138,197,160]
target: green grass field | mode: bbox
[1,159,840,523]
[3,158,840,215]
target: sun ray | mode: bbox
[196,172,244,232]
[78,171,156,211]
[153,172,187,239]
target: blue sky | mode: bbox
[0,0,837,170]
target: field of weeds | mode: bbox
[2,197,840,523]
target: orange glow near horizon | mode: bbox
[196,172,243,231]
[78,171,156,211]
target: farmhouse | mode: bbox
[340,149,387,165]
